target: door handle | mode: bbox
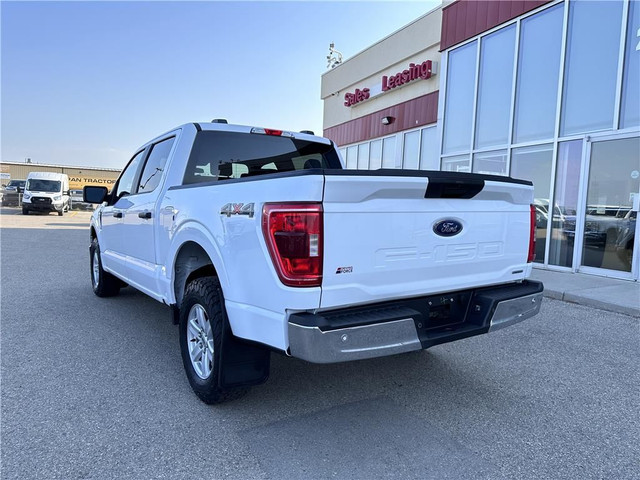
[138,211,152,219]
[113,211,123,218]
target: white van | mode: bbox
[22,172,71,216]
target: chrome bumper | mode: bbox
[488,292,543,332]
[288,283,543,364]
[288,318,422,364]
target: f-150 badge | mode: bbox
[220,203,254,218]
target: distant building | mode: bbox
[0,161,120,190]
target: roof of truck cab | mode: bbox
[149,122,331,146]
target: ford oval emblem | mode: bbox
[433,219,463,237]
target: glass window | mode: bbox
[382,136,397,168]
[357,143,370,170]
[472,150,507,176]
[441,154,470,173]
[511,144,553,263]
[475,25,516,149]
[560,0,623,135]
[138,137,175,194]
[442,41,477,153]
[403,131,420,170]
[369,139,382,170]
[182,131,341,184]
[621,0,640,129]
[346,145,358,169]
[513,4,564,144]
[116,150,145,198]
[549,140,583,268]
[419,127,438,170]
[338,147,347,167]
[581,137,640,272]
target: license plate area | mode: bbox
[423,292,472,331]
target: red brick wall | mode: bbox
[440,0,553,51]
[323,91,438,146]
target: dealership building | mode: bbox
[321,0,640,281]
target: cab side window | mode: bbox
[138,137,175,194]
[115,150,145,198]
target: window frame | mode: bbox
[136,136,177,195]
[111,147,149,204]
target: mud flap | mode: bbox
[217,312,271,389]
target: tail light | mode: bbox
[528,204,536,263]
[262,203,323,287]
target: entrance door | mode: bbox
[579,135,640,279]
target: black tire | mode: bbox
[90,238,121,297]
[22,208,28,215]
[58,209,63,216]
[179,276,248,404]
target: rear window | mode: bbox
[182,131,341,185]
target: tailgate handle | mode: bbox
[425,178,484,199]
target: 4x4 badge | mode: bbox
[220,203,254,218]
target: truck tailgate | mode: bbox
[320,171,534,310]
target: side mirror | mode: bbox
[17,187,24,193]
[84,185,108,204]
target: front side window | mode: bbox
[115,150,145,198]
[26,179,60,192]
[182,131,340,184]
[138,137,175,194]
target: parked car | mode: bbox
[70,189,93,210]
[83,120,543,404]
[0,179,26,206]
[615,209,636,269]
[22,172,71,216]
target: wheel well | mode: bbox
[90,227,97,241]
[173,241,217,307]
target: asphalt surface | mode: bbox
[1,210,639,479]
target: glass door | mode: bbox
[579,135,640,279]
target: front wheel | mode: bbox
[22,207,28,215]
[179,276,248,404]
[90,238,121,297]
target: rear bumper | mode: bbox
[288,280,543,363]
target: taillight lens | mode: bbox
[262,203,323,287]
[528,204,536,263]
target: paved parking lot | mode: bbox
[1,211,638,479]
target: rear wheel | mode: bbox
[90,238,121,297]
[179,276,248,404]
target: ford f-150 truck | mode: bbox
[84,121,543,404]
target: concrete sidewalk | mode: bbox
[530,268,640,318]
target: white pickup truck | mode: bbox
[84,121,543,404]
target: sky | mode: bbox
[1,0,439,169]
